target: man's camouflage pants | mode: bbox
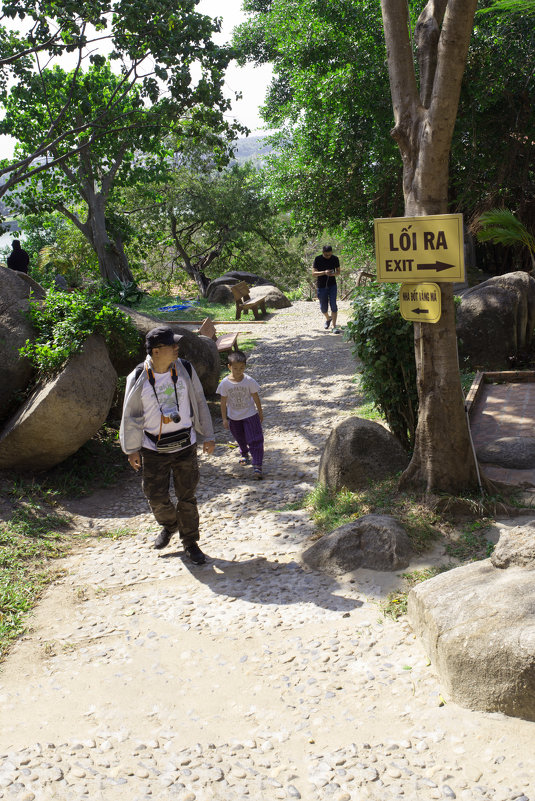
[141,445,200,545]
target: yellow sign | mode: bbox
[399,283,441,324]
[374,213,465,283]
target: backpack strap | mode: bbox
[180,358,192,379]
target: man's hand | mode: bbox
[203,440,215,454]
[128,451,141,471]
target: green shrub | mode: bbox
[345,282,417,449]
[20,287,139,375]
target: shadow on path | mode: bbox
[161,552,363,613]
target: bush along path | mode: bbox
[0,301,534,801]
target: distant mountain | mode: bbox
[232,135,273,165]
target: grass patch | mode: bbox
[445,518,495,560]
[137,293,241,322]
[0,501,70,658]
[381,565,453,620]
[0,425,136,659]
[304,478,439,553]
[351,400,385,423]
[303,480,507,622]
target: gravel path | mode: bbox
[0,301,534,801]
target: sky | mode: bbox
[198,0,273,134]
[0,0,272,159]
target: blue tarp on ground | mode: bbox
[158,300,199,311]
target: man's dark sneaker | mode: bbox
[184,543,206,565]
[324,318,332,330]
[153,528,172,550]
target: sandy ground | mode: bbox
[0,301,534,801]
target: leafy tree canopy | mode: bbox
[234,0,534,242]
[0,0,238,195]
[124,159,305,295]
[3,58,240,282]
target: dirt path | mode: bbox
[0,301,534,801]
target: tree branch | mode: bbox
[415,0,448,107]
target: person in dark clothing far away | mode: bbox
[312,244,341,332]
[6,240,30,274]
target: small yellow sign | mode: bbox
[374,213,465,283]
[399,282,441,324]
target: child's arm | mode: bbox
[252,392,263,423]
[220,395,229,429]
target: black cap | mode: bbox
[145,326,182,352]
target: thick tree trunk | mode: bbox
[89,196,134,284]
[382,0,483,494]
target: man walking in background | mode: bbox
[312,245,341,333]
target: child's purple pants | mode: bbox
[229,413,264,466]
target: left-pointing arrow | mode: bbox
[416,261,454,272]
[411,307,429,314]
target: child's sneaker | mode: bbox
[239,455,250,465]
[252,465,263,480]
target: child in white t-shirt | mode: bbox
[217,351,264,479]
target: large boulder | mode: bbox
[0,267,46,422]
[205,283,234,305]
[477,436,535,469]
[408,523,535,720]
[302,514,413,575]
[0,335,117,471]
[117,307,220,395]
[319,417,409,492]
[250,284,291,309]
[207,271,274,290]
[456,271,535,370]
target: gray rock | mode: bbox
[0,267,45,422]
[318,417,409,492]
[249,284,292,309]
[491,525,535,568]
[408,538,535,720]
[0,335,117,470]
[301,514,413,574]
[205,283,234,305]
[117,306,220,395]
[207,271,274,290]
[456,271,535,370]
[476,436,535,468]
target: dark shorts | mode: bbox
[317,284,338,314]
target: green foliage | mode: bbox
[104,278,144,306]
[476,209,535,267]
[235,1,535,248]
[478,0,535,14]
[346,283,417,450]
[19,287,139,375]
[0,0,239,197]
[445,518,494,561]
[125,160,307,294]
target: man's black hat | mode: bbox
[145,326,182,352]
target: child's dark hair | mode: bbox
[228,350,247,365]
